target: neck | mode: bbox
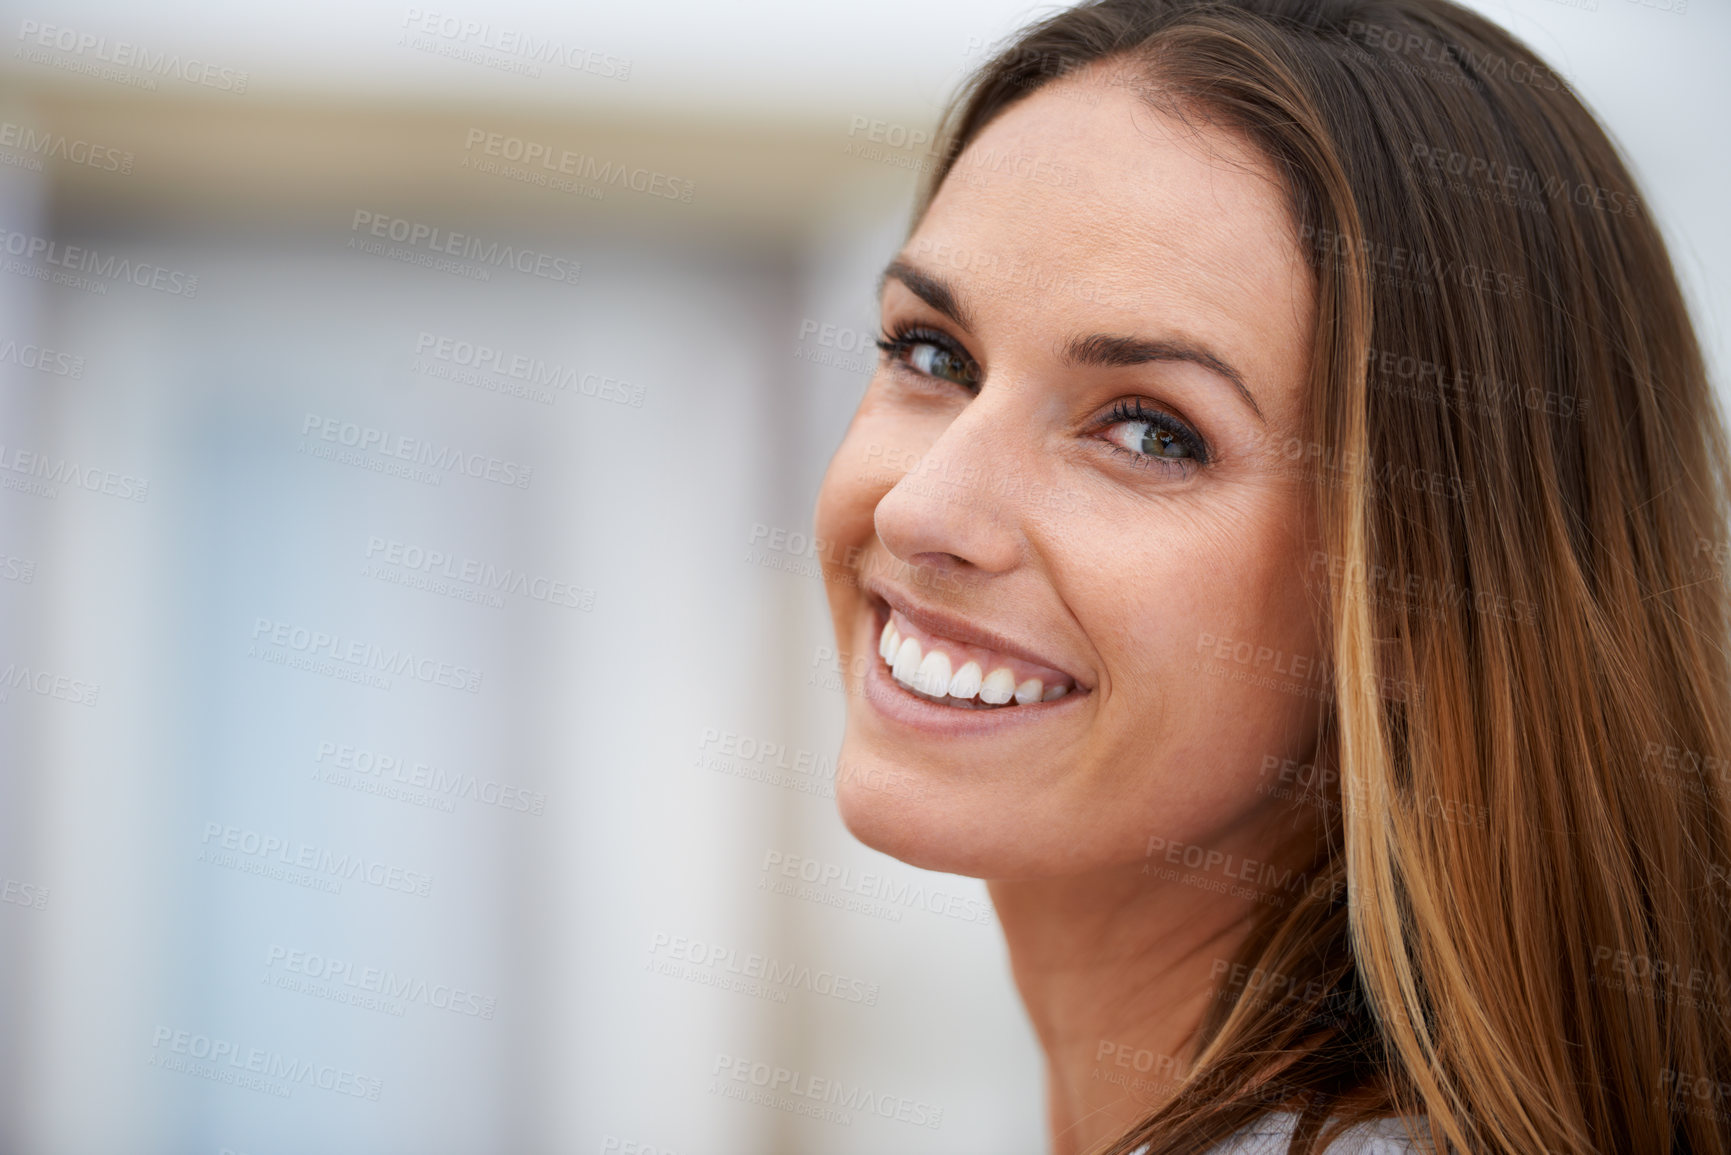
[989,862,1263,1155]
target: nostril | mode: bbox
[868,551,973,597]
[907,554,972,592]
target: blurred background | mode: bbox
[0,1,1724,1152]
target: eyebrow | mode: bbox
[880,259,975,333]
[1061,333,1264,423]
[880,258,1264,424]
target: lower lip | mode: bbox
[858,609,1088,737]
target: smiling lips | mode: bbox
[877,608,1076,709]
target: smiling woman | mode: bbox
[812,1,1731,1154]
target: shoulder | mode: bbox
[1190,1111,1432,1155]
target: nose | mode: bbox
[872,396,1026,578]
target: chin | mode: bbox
[832,736,1089,881]
[836,755,946,870]
[833,743,996,877]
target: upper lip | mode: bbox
[864,576,1092,691]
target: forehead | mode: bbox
[908,68,1315,413]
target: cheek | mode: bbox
[1081,507,1323,775]
[815,404,908,641]
[814,396,932,550]
[815,426,886,563]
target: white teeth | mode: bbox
[891,637,923,685]
[948,660,983,700]
[915,649,953,697]
[879,615,1079,708]
[979,667,1017,705]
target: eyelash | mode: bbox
[1100,398,1211,474]
[875,323,980,389]
[875,321,1211,475]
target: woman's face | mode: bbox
[814,67,1324,880]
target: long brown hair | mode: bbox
[915,2,1731,1151]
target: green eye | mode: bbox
[877,327,980,388]
[1144,425,1193,458]
[908,340,977,386]
[1100,399,1209,471]
[1104,418,1193,459]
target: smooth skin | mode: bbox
[815,62,1328,1155]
